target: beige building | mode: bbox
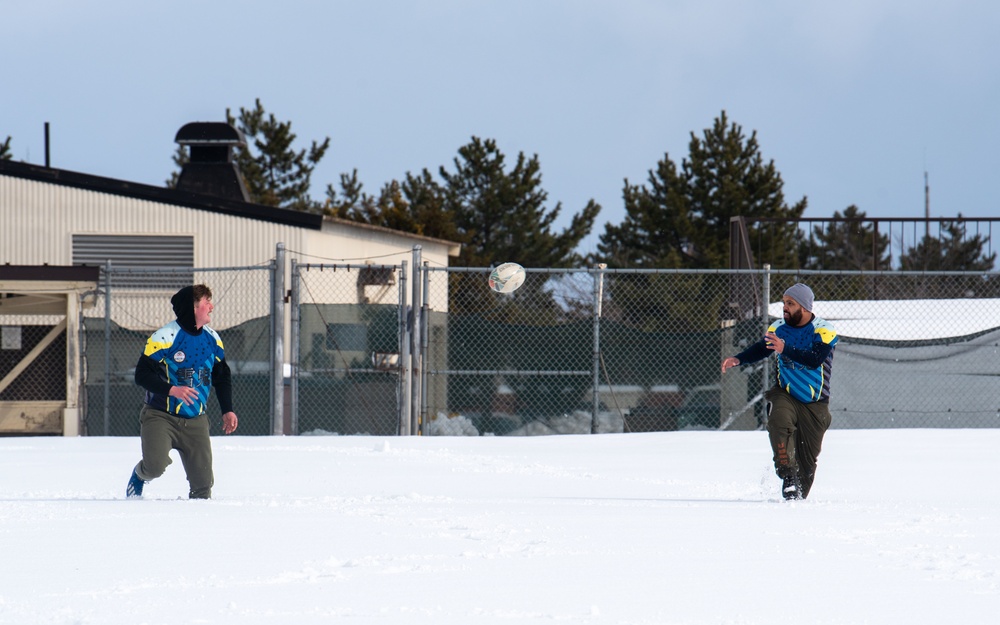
[0,122,459,435]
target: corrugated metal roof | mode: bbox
[0,159,322,230]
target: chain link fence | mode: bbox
[420,267,1000,434]
[82,265,275,436]
[71,260,1000,436]
[290,261,407,436]
[794,270,1000,428]
[421,267,597,435]
[421,267,749,435]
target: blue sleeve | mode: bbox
[735,340,771,365]
[781,341,833,369]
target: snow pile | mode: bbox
[427,411,479,436]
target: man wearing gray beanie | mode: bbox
[720,283,839,500]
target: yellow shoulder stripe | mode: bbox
[144,339,172,357]
[816,327,838,344]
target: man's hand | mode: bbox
[764,331,785,354]
[169,385,199,405]
[721,357,740,373]
[222,412,238,435]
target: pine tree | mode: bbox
[226,99,330,211]
[895,217,997,298]
[439,137,600,320]
[899,218,996,272]
[684,111,805,268]
[324,169,462,243]
[324,137,600,319]
[324,169,376,220]
[597,111,805,270]
[164,144,188,188]
[399,169,462,242]
[441,137,599,269]
[594,112,805,331]
[796,205,892,301]
[329,137,599,269]
[597,155,690,269]
[801,205,890,270]
[335,137,597,317]
[0,136,12,161]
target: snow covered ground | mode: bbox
[1,429,998,625]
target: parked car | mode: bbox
[675,384,721,430]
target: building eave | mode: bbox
[322,215,463,257]
[0,159,323,231]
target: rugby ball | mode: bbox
[488,262,526,294]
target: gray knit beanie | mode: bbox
[783,283,814,311]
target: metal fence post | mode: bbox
[272,243,286,435]
[591,263,607,434]
[410,245,423,435]
[762,264,771,405]
[103,259,112,436]
[420,261,430,433]
[289,258,300,435]
[398,261,411,435]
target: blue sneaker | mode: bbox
[126,470,146,498]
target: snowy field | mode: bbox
[1,429,998,625]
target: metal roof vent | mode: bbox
[173,122,251,202]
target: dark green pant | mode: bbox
[765,388,832,498]
[134,405,214,499]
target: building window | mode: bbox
[72,234,194,289]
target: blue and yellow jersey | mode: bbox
[142,321,226,417]
[767,316,839,404]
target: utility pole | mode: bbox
[924,171,930,239]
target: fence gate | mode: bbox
[290,261,408,435]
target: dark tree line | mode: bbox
[326,137,599,271]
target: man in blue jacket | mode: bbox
[721,283,838,500]
[127,284,239,499]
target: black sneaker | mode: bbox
[781,473,803,500]
[126,470,146,498]
[800,472,815,500]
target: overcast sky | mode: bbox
[4,1,998,254]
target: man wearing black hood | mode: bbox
[126,284,238,499]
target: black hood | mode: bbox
[170,286,200,334]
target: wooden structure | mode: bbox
[0,265,99,435]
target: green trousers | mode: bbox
[134,405,214,499]
[765,388,832,498]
